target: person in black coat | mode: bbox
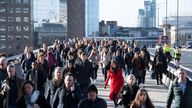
[74,52,93,97]
[118,74,139,108]
[0,55,8,108]
[152,47,167,85]
[78,84,107,108]
[124,47,134,76]
[63,60,77,79]
[53,73,82,108]
[17,80,51,108]
[21,52,36,80]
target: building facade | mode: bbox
[162,16,192,46]
[138,0,156,28]
[67,0,85,39]
[34,23,67,48]
[85,0,99,37]
[60,0,67,26]
[0,0,32,56]
[137,9,145,27]
[67,0,99,39]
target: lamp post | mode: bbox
[176,0,179,47]
[165,0,168,36]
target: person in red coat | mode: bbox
[104,58,124,107]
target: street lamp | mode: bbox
[165,0,168,36]
[176,0,179,47]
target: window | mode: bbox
[0,17,6,22]
[0,7,5,13]
[23,17,29,22]
[23,0,29,4]
[8,8,14,13]
[8,26,14,31]
[7,35,14,40]
[23,8,29,13]
[23,35,29,40]
[8,17,14,22]
[8,0,14,3]
[0,35,6,41]
[188,35,192,39]
[16,26,21,31]
[16,0,21,4]
[0,26,6,32]
[16,8,21,13]
[16,17,21,22]
[23,26,29,31]
[15,35,21,40]
[0,44,6,50]
[0,0,5,3]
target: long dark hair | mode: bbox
[131,88,154,108]
[17,80,35,102]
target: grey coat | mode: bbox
[166,78,192,108]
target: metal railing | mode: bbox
[149,52,192,88]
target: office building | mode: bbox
[67,0,99,39]
[0,0,32,56]
[34,23,67,48]
[137,0,156,28]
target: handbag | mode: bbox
[150,69,156,79]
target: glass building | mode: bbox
[33,0,60,28]
[85,0,99,37]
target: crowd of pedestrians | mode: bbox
[0,37,191,108]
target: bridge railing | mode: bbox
[149,52,192,88]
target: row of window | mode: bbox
[0,35,30,41]
[7,0,29,4]
[0,44,22,50]
[0,7,30,13]
[0,16,30,23]
[0,25,30,32]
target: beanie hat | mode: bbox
[87,84,98,94]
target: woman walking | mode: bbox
[130,88,154,108]
[104,58,124,107]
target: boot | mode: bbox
[157,80,159,85]
[160,80,163,85]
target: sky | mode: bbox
[99,0,192,27]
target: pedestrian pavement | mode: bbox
[95,69,168,108]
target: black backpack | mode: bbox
[156,54,163,65]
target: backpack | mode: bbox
[156,55,163,65]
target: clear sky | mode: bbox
[99,0,192,27]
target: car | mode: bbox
[186,41,192,49]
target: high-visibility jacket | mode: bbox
[174,49,181,59]
[163,46,171,53]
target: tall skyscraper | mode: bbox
[0,0,32,56]
[151,0,156,27]
[67,0,85,39]
[60,0,67,26]
[138,0,156,28]
[67,0,99,39]
[85,0,99,37]
[137,9,145,27]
